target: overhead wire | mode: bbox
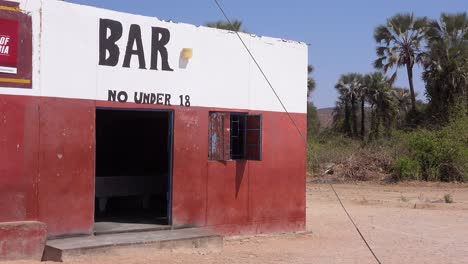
[212,1,382,263]
[213,0,307,145]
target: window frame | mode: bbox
[208,111,262,161]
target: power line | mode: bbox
[212,0,307,145]
[212,1,382,264]
[330,184,382,264]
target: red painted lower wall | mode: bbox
[0,221,46,261]
[0,95,39,222]
[0,94,306,240]
[37,98,95,236]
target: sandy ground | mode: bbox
[10,181,468,264]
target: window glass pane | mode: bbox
[230,113,246,160]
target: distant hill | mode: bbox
[317,107,334,129]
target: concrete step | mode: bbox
[42,228,223,262]
[94,222,171,236]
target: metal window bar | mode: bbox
[230,113,246,160]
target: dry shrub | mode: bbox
[307,131,361,175]
[309,131,396,183]
[336,149,393,181]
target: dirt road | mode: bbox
[10,182,468,264]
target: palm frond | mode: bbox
[373,57,386,69]
[205,19,245,32]
[374,25,392,44]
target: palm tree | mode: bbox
[374,13,428,112]
[358,76,369,139]
[307,65,317,97]
[422,13,468,121]
[333,95,351,136]
[307,65,320,138]
[206,20,245,32]
[366,72,398,139]
[334,73,364,138]
[392,87,413,126]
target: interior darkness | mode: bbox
[230,113,246,160]
[95,109,171,224]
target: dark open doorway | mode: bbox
[95,109,172,231]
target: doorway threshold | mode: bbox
[94,221,171,236]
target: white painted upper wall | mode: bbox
[1,0,308,113]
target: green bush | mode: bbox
[307,118,468,182]
[406,118,468,182]
[392,157,421,181]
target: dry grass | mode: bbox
[309,135,395,183]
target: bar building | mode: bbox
[0,0,307,259]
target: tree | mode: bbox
[366,72,398,139]
[374,13,428,112]
[307,65,320,138]
[307,65,317,97]
[206,20,245,32]
[307,103,320,138]
[334,73,364,138]
[332,95,344,130]
[332,94,351,135]
[392,87,413,127]
[358,76,369,139]
[422,13,468,122]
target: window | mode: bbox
[208,112,262,161]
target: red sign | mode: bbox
[0,18,18,74]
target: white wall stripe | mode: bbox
[0,0,308,114]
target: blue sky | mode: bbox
[68,0,467,109]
